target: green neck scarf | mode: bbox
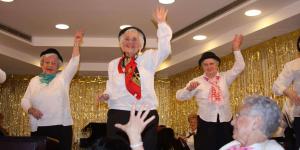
[39,73,56,85]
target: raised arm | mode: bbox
[147,7,172,70]
[224,34,245,84]
[61,31,84,83]
[72,31,84,57]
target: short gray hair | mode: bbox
[119,29,145,52]
[40,53,62,68]
[243,95,281,137]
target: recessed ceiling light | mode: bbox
[55,24,69,30]
[1,0,14,2]
[193,35,207,41]
[245,9,261,17]
[159,0,175,4]
[120,25,132,30]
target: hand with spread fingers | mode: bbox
[115,105,155,150]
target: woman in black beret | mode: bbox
[21,31,84,150]
[97,7,172,150]
[176,35,245,150]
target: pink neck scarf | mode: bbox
[204,75,223,104]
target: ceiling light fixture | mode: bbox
[1,0,14,2]
[159,0,175,4]
[120,25,132,30]
[245,9,261,17]
[193,35,207,41]
[55,24,69,30]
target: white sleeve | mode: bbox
[21,81,33,112]
[144,22,172,71]
[273,63,294,96]
[176,80,198,101]
[104,61,114,97]
[0,69,6,83]
[224,51,245,85]
[61,56,80,84]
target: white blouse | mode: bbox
[176,51,245,122]
[104,22,172,111]
[21,56,79,132]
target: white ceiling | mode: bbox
[0,0,300,77]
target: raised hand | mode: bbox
[153,6,168,24]
[115,105,155,145]
[28,107,43,120]
[74,31,84,45]
[232,34,243,51]
[186,81,200,91]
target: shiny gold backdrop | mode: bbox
[0,29,299,142]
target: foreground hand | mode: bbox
[153,6,168,24]
[186,81,200,91]
[115,105,155,143]
[28,107,43,120]
[97,93,109,102]
[232,34,243,51]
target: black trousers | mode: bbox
[195,116,233,150]
[32,125,73,150]
[294,117,300,150]
[107,109,159,150]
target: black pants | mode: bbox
[107,109,159,150]
[32,125,73,150]
[195,116,233,150]
[294,117,300,150]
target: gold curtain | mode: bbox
[0,29,299,143]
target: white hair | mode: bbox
[40,53,62,68]
[243,95,281,137]
[119,29,145,52]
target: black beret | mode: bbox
[40,48,63,62]
[297,36,300,52]
[118,26,146,51]
[198,51,220,66]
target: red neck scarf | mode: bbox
[204,75,223,104]
[118,55,141,100]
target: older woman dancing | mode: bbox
[97,7,172,150]
[220,95,284,150]
[21,31,84,150]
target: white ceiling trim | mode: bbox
[158,0,300,72]
[0,44,39,67]
[172,0,257,42]
[32,37,158,48]
[79,62,108,71]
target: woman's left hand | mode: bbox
[153,7,168,24]
[74,31,84,45]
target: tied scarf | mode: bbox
[39,73,56,85]
[118,56,141,100]
[204,75,223,104]
[228,145,253,150]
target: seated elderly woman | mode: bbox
[220,95,284,150]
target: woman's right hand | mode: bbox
[186,81,200,91]
[28,107,43,120]
[97,93,109,102]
